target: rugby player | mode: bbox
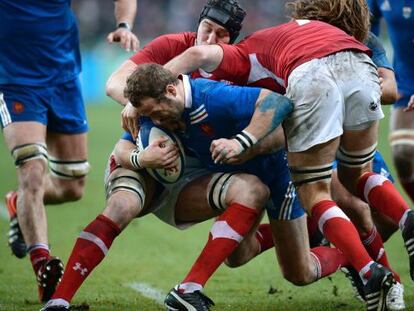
[40,68,306,310]
[164,1,408,309]
[368,0,414,272]
[0,0,139,302]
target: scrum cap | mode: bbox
[199,0,246,43]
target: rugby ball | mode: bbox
[137,123,186,184]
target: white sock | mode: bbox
[179,282,203,293]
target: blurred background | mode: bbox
[73,0,292,104]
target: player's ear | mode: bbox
[166,84,177,97]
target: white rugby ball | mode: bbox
[137,123,186,184]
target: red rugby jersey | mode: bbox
[214,20,371,89]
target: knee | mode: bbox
[230,174,270,209]
[104,192,142,229]
[281,267,315,286]
[393,144,414,165]
[224,257,242,268]
[61,179,86,202]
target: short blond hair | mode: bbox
[286,0,370,42]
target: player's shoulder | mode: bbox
[152,32,196,47]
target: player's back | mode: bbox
[0,0,80,86]
[238,20,370,85]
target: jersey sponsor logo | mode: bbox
[12,101,24,114]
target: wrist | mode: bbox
[129,148,143,170]
[233,130,258,152]
[117,22,131,31]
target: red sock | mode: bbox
[401,179,414,205]
[312,200,373,273]
[181,203,258,290]
[256,224,274,254]
[29,244,50,274]
[358,172,410,227]
[52,215,121,302]
[310,246,349,278]
[361,227,401,283]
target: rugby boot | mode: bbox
[402,210,414,280]
[5,191,27,258]
[341,266,365,302]
[40,306,69,311]
[37,257,64,302]
[386,282,405,311]
[165,285,215,311]
[363,263,396,311]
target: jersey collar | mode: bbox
[180,74,193,109]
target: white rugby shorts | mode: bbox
[284,51,383,152]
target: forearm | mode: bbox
[243,91,293,143]
[114,139,138,170]
[250,126,285,155]
[165,45,223,76]
[106,60,137,105]
[113,0,137,27]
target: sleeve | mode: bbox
[121,132,135,143]
[366,32,393,70]
[367,0,382,35]
[129,33,195,65]
[197,79,261,122]
[212,43,251,85]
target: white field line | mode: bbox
[0,203,8,220]
[126,282,166,305]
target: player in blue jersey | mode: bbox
[368,1,414,203]
[0,0,139,302]
[121,64,404,311]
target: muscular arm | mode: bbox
[114,139,137,171]
[244,90,293,142]
[106,60,138,105]
[107,0,139,51]
[113,0,137,27]
[165,45,223,76]
[211,90,293,163]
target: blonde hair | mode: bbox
[286,0,370,42]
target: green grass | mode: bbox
[0,104,413,310]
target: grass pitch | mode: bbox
[0,104,413,311]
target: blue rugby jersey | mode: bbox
[123,77,289,186]
[368,0,414,97]
[0,0,81,86]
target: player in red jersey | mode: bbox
[165,1,406,310]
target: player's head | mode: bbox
[124,64,184,131]
[286,0,370,42]
[197,0,246,45]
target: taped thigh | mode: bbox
[48,156,91,179]
[389,129,414,148]
[336,143,377,168]
[289,164,333,187]
[207,172,238,211]
[105,167,146,207]
[11,143,48,167]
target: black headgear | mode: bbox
[199,0,246,43]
